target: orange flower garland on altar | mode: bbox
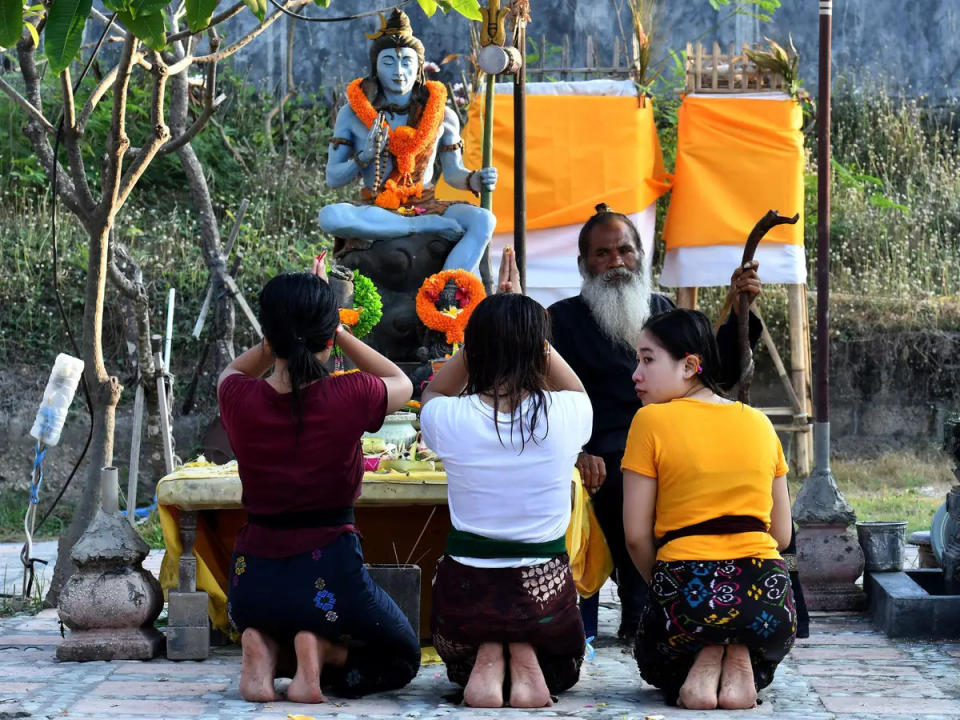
[346,78,447,210]
[416,270,486,346]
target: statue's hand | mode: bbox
[357,113,384,165]
[469,166,498,193]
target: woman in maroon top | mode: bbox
[218,258,417,703]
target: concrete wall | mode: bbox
[216,1,960,101]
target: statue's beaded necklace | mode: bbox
[346,78,447,210]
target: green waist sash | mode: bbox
[445,529,567,559]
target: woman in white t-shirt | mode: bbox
[420,252,592,708]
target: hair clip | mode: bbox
[685,353,703,374]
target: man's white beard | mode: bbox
[580,266,652,349]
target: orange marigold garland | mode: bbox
[346,78,447,210]
[416,269,486,346]
[339,308,361,326]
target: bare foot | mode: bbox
[507,642,552,708]
[239,628,279,702]
[287,632,326,703]
[677,644,723,710]
[464,642,505,708]
[718,644,758,709]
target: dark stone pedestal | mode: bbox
[336,232,454,364]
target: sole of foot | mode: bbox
[464,642,505,708]
[239,628,279,703]
[677,644,724,710]
[287,632,327,704]
[718,644,758,710]
[507,642,552,708]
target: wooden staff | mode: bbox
[737,209,799,404]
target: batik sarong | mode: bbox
[431,554,585,694]
[635,557,796,704]
[228,532,421,697]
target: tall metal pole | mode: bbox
[793,0,863,612]
[814,0,831,434]
[513,18,527,294]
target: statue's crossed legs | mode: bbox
[319,202,495,273]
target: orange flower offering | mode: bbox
[346,78,447,210]
[339,307,361,326]
[416,270,486,346]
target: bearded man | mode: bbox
[548,203,761,643]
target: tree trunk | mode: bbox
[110,241,170,491]
[169,68,236,377]
[47,221,123,606]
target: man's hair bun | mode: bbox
[594,202,612,214]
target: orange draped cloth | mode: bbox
[663,95,804,249]
[436,93,670,233]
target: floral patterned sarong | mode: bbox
[431,554,585,694]
[635,557,796,704]
[228,532,420,697]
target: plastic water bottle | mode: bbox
[30,353,84,446]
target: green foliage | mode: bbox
[417,0,438,16]
[243,0,265,21]
[185,0,217,31]
[707,0,780,21]
[117,9,166,51]
[351,270,383,339]
[0,0,23,48]
[436,0,481,21]
[44,0,93,73]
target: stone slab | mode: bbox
[92,680,231,696]
[794,633,891,645]
[0,681,44,694]
[797,663,924,678]
[819,695,960,714]
[810,677,946,697]
[788,645,907,661]
[56,628,164,662]
[70,698,207,715]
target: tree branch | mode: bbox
[116,52,172,209]
[15,39,87,221]
[0,76,56,134]
[166,1,245,44]
[154,35,222,157]
[192,0,312,64]
[100,33,137,215]
[76,55,146,136]
[60,68,97,211]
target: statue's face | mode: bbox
[376,47,420,96]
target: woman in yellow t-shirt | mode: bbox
[622,309,796,710]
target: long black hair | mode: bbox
[258,273,339,434]
[641,309,727,397]
[577,202,643,259]
[463,293,551,450]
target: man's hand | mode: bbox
[469,166,498,193]
[576,452,606,493]
[497,245,522,294]
[731,260,761,314]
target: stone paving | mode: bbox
[0,542,958,720]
